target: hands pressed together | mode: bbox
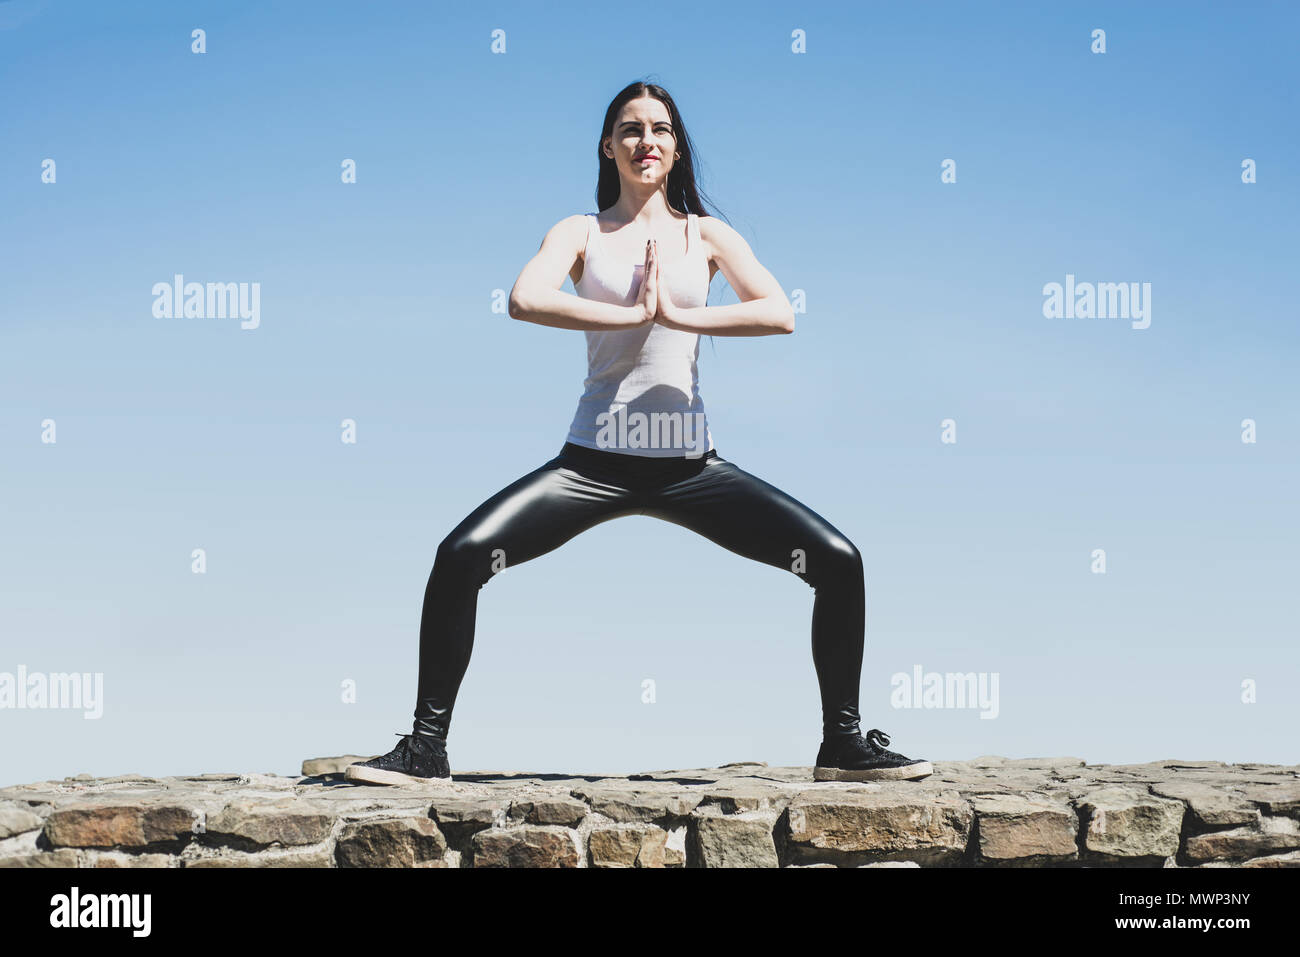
[635,238,681,329]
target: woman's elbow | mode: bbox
[507,289,530,320]
[777,304,795,334]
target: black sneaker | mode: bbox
[814,728,933,782]
[344,731,451,785]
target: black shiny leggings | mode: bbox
[412,442,865,742]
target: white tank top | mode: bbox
[565,211,715,458]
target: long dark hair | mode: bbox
[594,80,724,222]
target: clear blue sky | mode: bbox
[2,0,1297,786]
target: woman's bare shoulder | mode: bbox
[549,212,591,239]
[697,214,741,270]
[532,214,591,261]
[696,213,741,244]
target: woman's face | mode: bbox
[604,95,678,187]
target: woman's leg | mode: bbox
[639,454,866,740]
[411,449,640,740]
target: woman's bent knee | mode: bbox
[805,533,863,588]
[433,531,497,588]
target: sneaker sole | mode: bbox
[813,760,933,782]
[344,764,450,786]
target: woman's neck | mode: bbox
[604,189,680,225]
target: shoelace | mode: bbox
[383,731,445,768]
[380,732,416,770]
[864,728,891,750]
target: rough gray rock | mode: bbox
[1075,786,1186,865]
[471,825,581,867]
[588,823,670,867]
[0,757,1295,868]
[969,793,1078,866]
[689,806,781,867]
[785,787,973,866]
[335,816,449,868]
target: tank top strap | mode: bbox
[583,212,600,258]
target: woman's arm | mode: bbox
[655,217,795,336]
[507,215,652,331]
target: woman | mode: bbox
[346,81,932,786]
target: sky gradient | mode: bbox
[1,0,1297,786]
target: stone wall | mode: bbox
[2,756,1297,868]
